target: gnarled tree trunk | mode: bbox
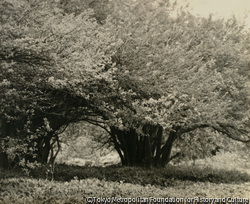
[110,123,178,167]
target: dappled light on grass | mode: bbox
[3,161,250,186]
[1,152,250,202]
[1,176,250,203]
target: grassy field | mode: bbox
[0,152,250,203]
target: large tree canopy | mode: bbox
[0,0,249,168]
[97,0,250,166]
[0,0,123,166]
[107,0,249,129]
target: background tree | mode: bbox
[0,0,122,168]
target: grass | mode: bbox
[2,161,250,187]
[1,175,250,203]
[0,152,250,203]
[26,151,250,186]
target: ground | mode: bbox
[0,151,249,203]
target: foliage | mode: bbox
[0,0,121,167]
[110,0,249,132]
[96,0,250,166]
[1,0,249,168]
[172,129,250,161]
[57,0,109,24]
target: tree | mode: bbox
[0,0,121,168]
[1,0,249,169]
[97,0,250,167]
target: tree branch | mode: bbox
[179,122,250,143]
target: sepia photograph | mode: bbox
[0,0,249,203]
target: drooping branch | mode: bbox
[179,122,250,143]
[179,123,210,135]
[0,49,53,66]
[211,122,250,143]
[84,118,111,135]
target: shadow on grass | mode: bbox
[1,164,249,187]
[17,163,250,187]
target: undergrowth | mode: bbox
[1,163,249,187]
[1,153,250,203]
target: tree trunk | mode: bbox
[110,124,167,167]
[110,124,182,168]
[160,130,178,166]
[110,127,126,165]
[0,152,9,169]
[0,118,9,169]
[37,133,53,164]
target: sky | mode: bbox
[180,0,250,28]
